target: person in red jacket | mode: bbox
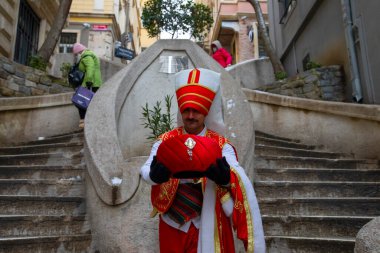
[211,40,233,68]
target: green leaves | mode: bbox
[142,0,163,38]
[141,0,213,41]
[141,95,175,141]
[187,3,214,41]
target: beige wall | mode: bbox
[0,0,59,60]
[71,0,115,14]
[0,1,18,58]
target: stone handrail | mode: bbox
[0,92,79,145]
[243,88,380,159]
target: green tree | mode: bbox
[185,2,214,42]
[142,0,213,41]
[30,0,72,70]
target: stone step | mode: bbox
[0,215,90,238]
[259,197,380,216]
[49,130,84,138]
[255,155,379,169]
[255,131,301,143]
[265,236,355,253]
[255,145,349,159]
[0,142,83,155]
[0,165,84,180]
[255,181,380,198]
[255,136,317,150]
[255,168,380,182]
[0,152,83,166]
[263,215,374,238]
[0,179,84,197]
[0,195,85,216]
[26,132,84,145]
[0,234,91,253]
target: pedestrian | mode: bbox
[140,68,265,253]
[72,42,102,128]
[211,40,233,68]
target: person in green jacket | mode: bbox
[72,42,102,128]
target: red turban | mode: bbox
[156,134,222,178]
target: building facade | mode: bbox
[202,0,268,64]
[63,0,156,62]
[268,0,380,104]
[64,0,126,62]
[0,0,61,65]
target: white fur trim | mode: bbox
[198,180,216,252]
[233,165,266,253]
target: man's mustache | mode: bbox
[185,119,198,123]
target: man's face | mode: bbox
[181,108,206,135]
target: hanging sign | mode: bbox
[115,47,135,60]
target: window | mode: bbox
[279,0,296,24]
[59,32,78,53]
[94,0,104,10]
[14,0,40,65]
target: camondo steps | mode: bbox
[254,131,380,253]
[0,131,91,253]
[0,129,379,253]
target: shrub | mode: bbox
[28,55,48,71]
[275,71,288,80]
[141,95,175,140]
[305,61,322,70]
[60,62,72,84]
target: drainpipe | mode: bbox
[341,0,363,103]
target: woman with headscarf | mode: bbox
[72,43,102,128]
[211,40,233,68]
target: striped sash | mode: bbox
[167,183,203,225]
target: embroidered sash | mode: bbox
[166,183,203,225]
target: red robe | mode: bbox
[151,127,255,253]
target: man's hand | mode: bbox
[149,156,170,184]
[205,157,231,185]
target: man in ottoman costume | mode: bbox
[140,68,265,253]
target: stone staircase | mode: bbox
[254,131,380,253]
[0,131,92,253]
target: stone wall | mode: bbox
[255,65,345,102]
[244,88,380,160]
[0,56,72,97]
[227,57,275,90]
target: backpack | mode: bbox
[68,55,91,87]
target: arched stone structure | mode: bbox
[83,40,254,252]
